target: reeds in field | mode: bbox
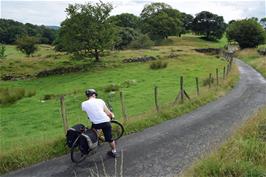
[0,88,36,105]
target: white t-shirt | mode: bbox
[81,98,110,124]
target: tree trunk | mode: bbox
[94,49,100,62]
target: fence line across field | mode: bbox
[59,57,234,133]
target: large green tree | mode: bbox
[180,12,194,35]
[109,13,140,29]
[140,2,171,20]
[57,2,115,61]
[260,17,266,29]
[192,11,226,40]
[226,19,266,48]
[140,3,182,40]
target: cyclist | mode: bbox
[81,89,118,158]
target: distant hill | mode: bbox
[0,19,58,44]
[46,26,60,30]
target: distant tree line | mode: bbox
[55,2,227,61]
[56,2,234,61]
[0,19,57,44]
[1,2,265,58]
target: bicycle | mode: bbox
[70,120,124,163]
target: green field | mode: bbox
[0,35,228,79]
[182,106,266,177]
[0,35,238,173]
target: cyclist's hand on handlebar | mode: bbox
[107,112,115,120]
[110,112,115,120]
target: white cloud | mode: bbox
[1,0,265,26]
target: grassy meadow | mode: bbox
[0,44,92,79]
[0,35,239,173]
[0,34,228,79]
[182,106,266,177]
[236,47,266,77]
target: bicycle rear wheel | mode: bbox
[70,135,87,163]
[111,120,124,140]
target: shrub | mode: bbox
[128,34,154,49]
[103,83,120,93]
[114,27,141,50]
[226,19,266,49]
[0,88,35,105]
[121,80,137,88]
[43,94,57,100]
[257,44,266,55]
[0,45,7,59]
[16,36,38,57]
[150,61,168,70]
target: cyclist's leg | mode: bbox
[92,122,117,154]
[101,122,118,157]
[92,122,114,143]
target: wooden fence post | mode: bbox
[226,64,230,76]
[154,86,159,112]
[209,73,212,88]
[180,76,184,103]
[230,58,233,71]
[223,66,226,80]
[60,96,68,135]
[196,77,200,96]
[173,76,190,105]
[120,91,128,120]
[216,68,219,86]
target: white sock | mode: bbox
[112,149,116,153]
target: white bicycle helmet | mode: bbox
[85,89,98,97]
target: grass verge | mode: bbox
[236,48,266,77]
[0,63,239,174]
[181,106,266,177]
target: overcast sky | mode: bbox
[0,0,265,26]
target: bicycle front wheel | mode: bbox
[70,135,87,163]
[111,120,124,141]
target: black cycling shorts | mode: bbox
[91,122,113,143]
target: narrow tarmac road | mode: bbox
[3,60,266,177]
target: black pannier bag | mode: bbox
[79,129,98,154]
[66,124,85,148]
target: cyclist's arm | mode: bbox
[104,105,114,119]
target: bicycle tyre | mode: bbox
[70,135,87,163]
[111,120,124,140]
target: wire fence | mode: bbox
[59,52,234,134]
